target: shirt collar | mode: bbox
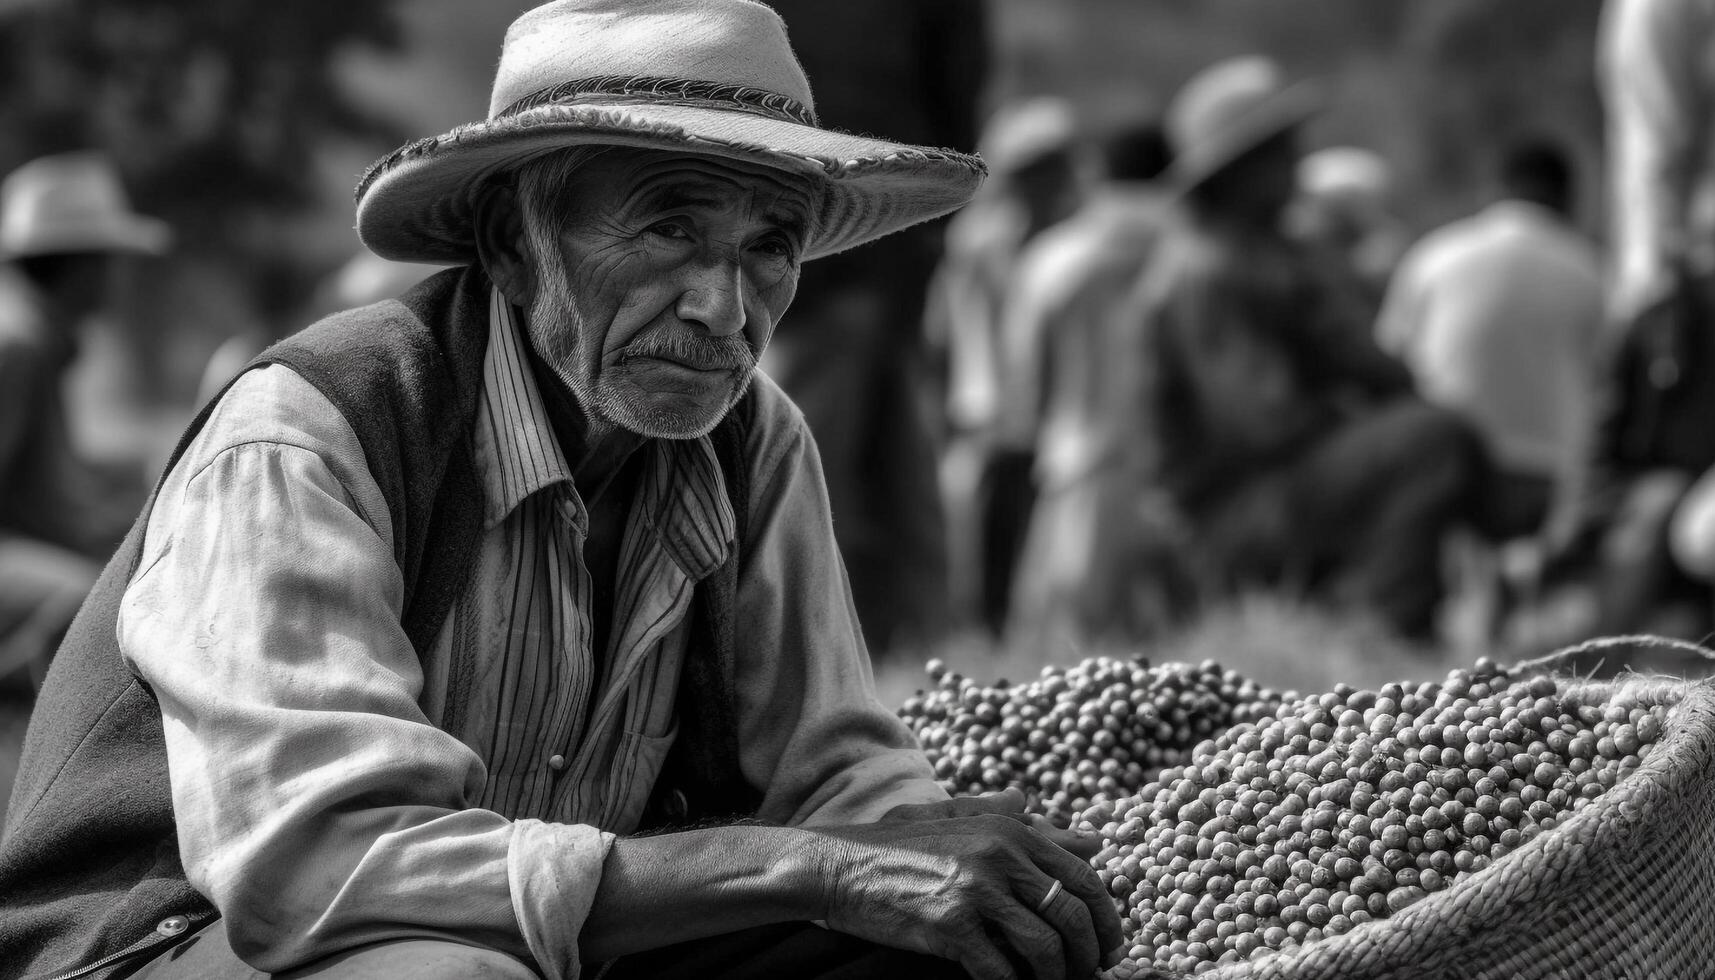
[473,289,578,529]
[472,289,737,580]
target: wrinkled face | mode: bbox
[518,148,815,439]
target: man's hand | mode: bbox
[882,788,1107,860]
[817,789,1124,980]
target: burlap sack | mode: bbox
[1125,635,1715,980]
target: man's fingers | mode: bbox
[955,931,1019,980]
[1032,878,1100,980]
[1009,829,1126,967]
[1084,892,1125,969]
[1024,815,1104,861]
[990,902,1066,980]
[1070,870,1124,969]
[953,786,1027,816]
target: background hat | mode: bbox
[978,97,1078,177]
[0,151,171,260]
[1165,56,1320,192]
[356,0,987,265]
[1299,145,1393,207]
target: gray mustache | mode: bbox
[621,330,755,372]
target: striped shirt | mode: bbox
[421,290,734,829]
[119,287,945,979]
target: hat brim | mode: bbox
[2,215,171,260]
[356,101,987,264]
[1166,82,1322,195]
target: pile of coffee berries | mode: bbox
[1081,659,1679,977]
[898,657,1289,827]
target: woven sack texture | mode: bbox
[1136,635,1715,980]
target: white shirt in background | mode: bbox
[1375,201,1604,483]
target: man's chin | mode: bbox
[598,383,748,440]
[616,410,725,441]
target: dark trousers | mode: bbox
[977,448,1038,637]
[1193,400,1483,638]
[1469,467,1553,543]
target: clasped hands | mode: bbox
[814,788,1124,980]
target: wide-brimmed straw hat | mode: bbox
[1165,57,1321,192]
[0,151,170,260]
[356,0,987,265]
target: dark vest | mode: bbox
[0,266,757,979]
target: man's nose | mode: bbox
[676,258,747,337]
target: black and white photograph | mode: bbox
[1,1,1713,978]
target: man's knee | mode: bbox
[1396,401,1483,465]
[1316,400,1484,516]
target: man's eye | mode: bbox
[753,236,798,261]
[647,222,692,241]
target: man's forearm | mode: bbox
[586,793,1125,979]
[581,823,829,961]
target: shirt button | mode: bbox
[548,754,567,771]
[156,915,190,937]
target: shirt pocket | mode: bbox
[606,718,680,830]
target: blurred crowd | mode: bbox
[5,0,1715,695]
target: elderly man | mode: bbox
[0,3,1122,980]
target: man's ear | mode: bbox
[472,180,535,309]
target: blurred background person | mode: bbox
[0,151,169,691]
[1601,0,1715,340]
[929,95,1083,639]
[1290,145,1409,309]
[1133,57,1482,640]
[760,0,989,656]
[1000,120,1188,653]
[1548,0,1715,641]
[1376,137,1603,551]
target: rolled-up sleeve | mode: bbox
[118,367,608,979]
[730,379,948,828]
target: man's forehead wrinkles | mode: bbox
[615,157,815,215]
